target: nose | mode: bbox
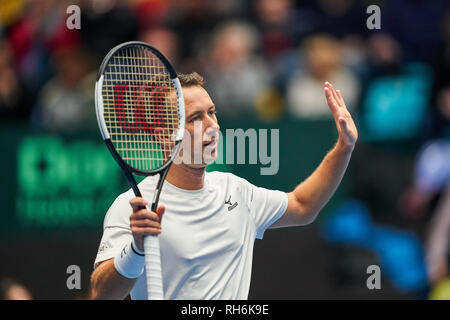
[205,113,220,132]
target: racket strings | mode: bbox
[102,46,179,172]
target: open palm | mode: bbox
[324,81,358,149]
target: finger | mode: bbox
[131,226,162,236]
[325,82,340,107]
[130,218,162,229]
[324,82,339,105]
[132,210,160,221]
[156,205,165,220]
[336,90,346,107]
[129,197,148,212]
[324,87,339,113]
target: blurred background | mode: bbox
[0,0,449,300]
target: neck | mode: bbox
[165,163,206,190]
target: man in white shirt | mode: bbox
[90,72,358,300]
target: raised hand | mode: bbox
[324,81,358,150]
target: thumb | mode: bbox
[339,118,347,131]
[156,205,166,221]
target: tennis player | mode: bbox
[90,72,358,300]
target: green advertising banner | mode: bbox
[0,125,126,232]
[16,134,122,227]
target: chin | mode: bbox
[186,150,217,167]
[186,157,216,169]
[185,163,208,170]
[203,152,218,165]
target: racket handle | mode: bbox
[144,234,164,300]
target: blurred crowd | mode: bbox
[0,0,449,299]
[0,0,449,128]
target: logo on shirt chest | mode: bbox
[224,195,238,211]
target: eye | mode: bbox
[208,110,217,116]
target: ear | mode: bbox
[154,127,175,146]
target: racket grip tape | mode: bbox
[144,234,164,300]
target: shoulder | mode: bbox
[103,188,135,228]
[102,176,158,229]
[111,188,135,207]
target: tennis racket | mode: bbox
[94,41,185,300]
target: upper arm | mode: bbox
[94,192,134,268]
[270,192,313,228]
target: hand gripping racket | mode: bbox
[94,41,185,300]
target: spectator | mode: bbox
[204,21,272,119]
[31,34,96,133]
[139,27,180,68]
[399,139,450,286]
[131,0,169,31]
[366,33,403,76]
[0,0,26,28]
[422,86,450,142]
[359,34,433,141]
[165,0,219,61]
[426,186,450,285]
[433,9,450,96]
[0,278,33,300]
[382,0,450,66]
[6,0,65,93]
[0,39,31,120]
[310,0,367,39]
[253,0,295,58]
[81,0,139,60]
[286,34,360,119]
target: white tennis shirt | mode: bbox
[94,171,288,300]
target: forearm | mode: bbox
[90,259,137,300]
[276,82,357,227]
[292,139,353,221]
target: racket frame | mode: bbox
[94,41,185,299]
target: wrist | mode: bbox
[131,239,145,256]
[336,138,355,153]
[113,241,145,279]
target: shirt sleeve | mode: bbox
[93,191,134,269]
[234,174,288,240]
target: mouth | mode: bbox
[203,139,217,148]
